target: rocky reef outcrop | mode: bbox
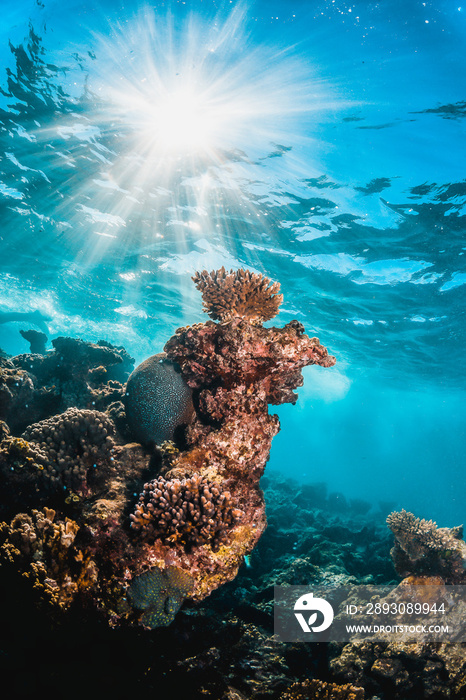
[0,268,335,629]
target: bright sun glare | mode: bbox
[61,4,344,265]
[152,89,212,151]
[136,84,219,154]
[90,4,332,166]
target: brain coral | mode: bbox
[124,352,194,446]
[192,266,283,323]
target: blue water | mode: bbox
[1,0,465,525]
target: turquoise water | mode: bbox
[1,0,465,524]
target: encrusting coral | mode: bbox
[0,268,336,629]
[387,509,466,583]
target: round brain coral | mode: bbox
[124,353,194,447]
[192,266,283,323]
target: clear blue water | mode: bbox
[1,0,465,525]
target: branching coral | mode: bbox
[387,509,466,583]
[130,473,243,549]
[192,267,283,323]
[0,507,92,609]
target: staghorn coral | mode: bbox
[387,509,466,583]
[127,566,194,628]
[124,352,194,446]
[192,267,283,323]
[130,473,243,550]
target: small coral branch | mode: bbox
[192,267,283,323]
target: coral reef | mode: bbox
[125,352,194,446]
[131,473,243,549]
[2,463,464,699]
[279,679,364,700]
[0,268,336,634]
[387,509,466,583]
[192,267,283,324]
[127,566,194,628]
[0,336,134,431]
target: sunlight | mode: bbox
[42,3,345,281]
[149,87,214,152]
[89,4,333,168]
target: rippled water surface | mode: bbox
[1,0,465,523]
